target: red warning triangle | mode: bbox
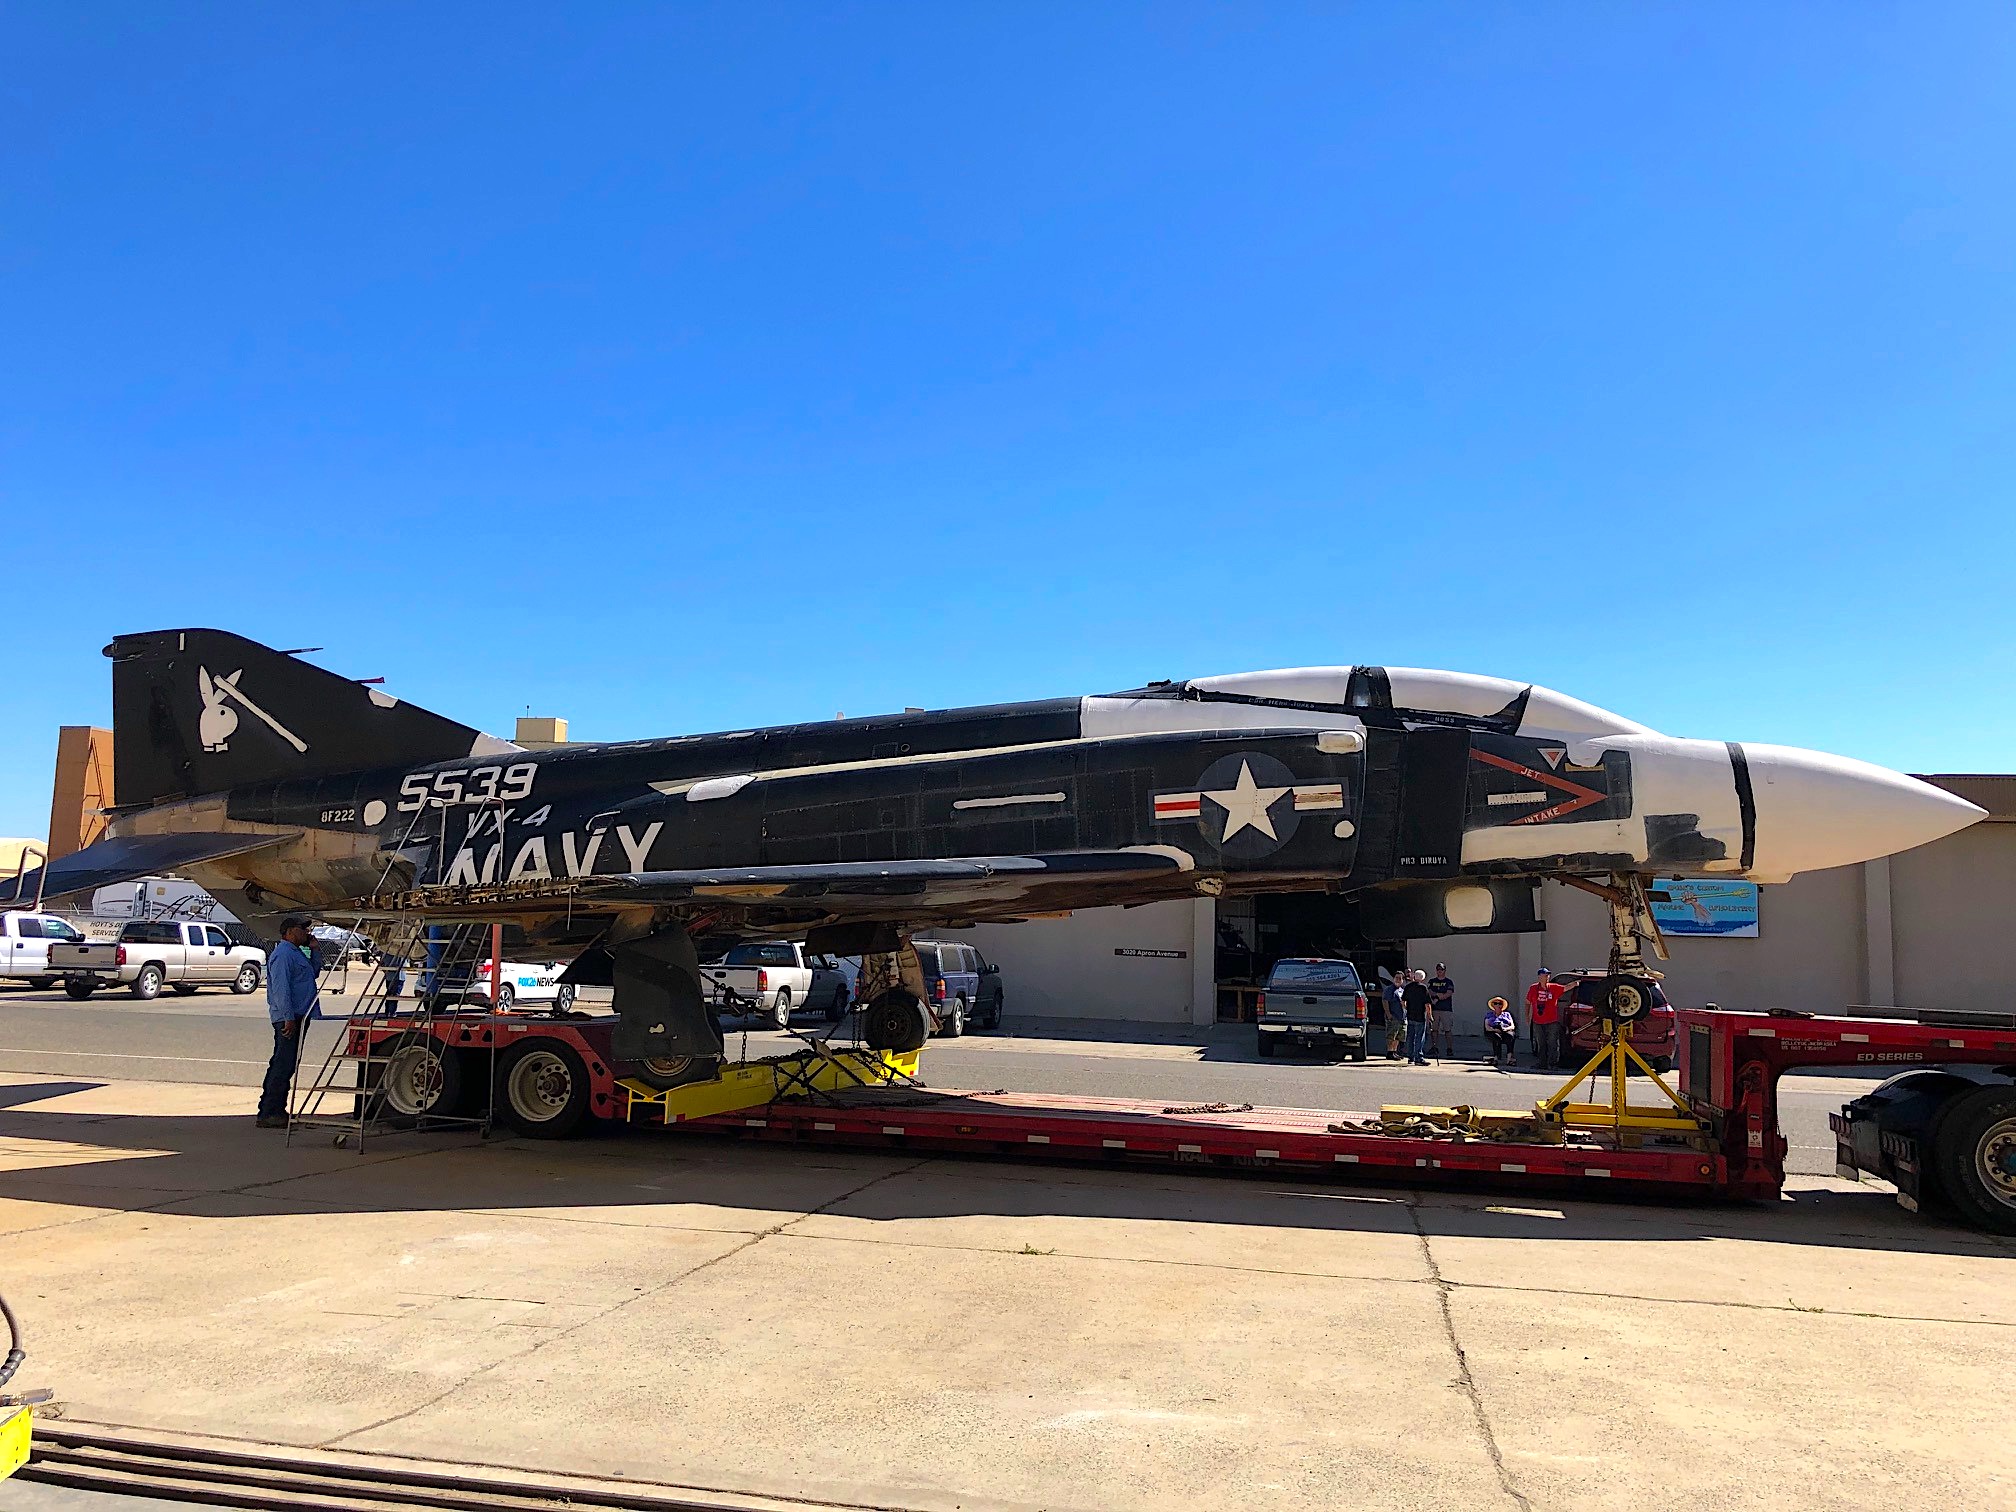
[1540,747,1565,769]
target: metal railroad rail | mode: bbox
[20,1425,889,1512]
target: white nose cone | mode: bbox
[1743,744,1986,880]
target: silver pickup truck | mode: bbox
[49,919,267,1001]
[1255,957,1370,1061]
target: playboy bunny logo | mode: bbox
[198,667,240,752]
[196,666,309,756]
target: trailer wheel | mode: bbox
[1932,1084,2016,1235]
[381,1034,463,1118]
[495,1042,592,1139]
[63,978,95,1000]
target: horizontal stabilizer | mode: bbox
[14,832,302,904]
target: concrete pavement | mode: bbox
[0,1069,2009,1511]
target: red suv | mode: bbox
[1549,969,1677,1073]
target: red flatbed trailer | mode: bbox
[346,1005,2016,1230]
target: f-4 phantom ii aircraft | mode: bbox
[21,630,1984,1079]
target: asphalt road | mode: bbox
[0,981,1880,1176]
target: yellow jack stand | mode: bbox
[0,1405,29,1480]
[1534,1024,1708,1148]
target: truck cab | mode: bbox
[1256,957,1370,1061]
[0,912,88,987]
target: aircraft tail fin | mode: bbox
[107,629,520,808]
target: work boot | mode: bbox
[254,1115,288,1129]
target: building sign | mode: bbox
[1649,878,1759,938]
[1113,948,1188,959]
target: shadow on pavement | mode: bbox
[0,1077,2002,1260]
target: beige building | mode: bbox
[952,776,2015,1030]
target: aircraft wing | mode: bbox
[12,831,303,904]
[397,849,1190,921]
[574,849,1187,905]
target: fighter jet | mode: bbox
[18,630,1984,1077]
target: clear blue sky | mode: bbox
[5,4,2013,839]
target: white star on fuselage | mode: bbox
[1205,760,1290,843]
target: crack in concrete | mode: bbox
[318,1155,935,1452]
[1407,1196,1534,1512]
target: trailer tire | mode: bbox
[380,1034,464,1119]
[861,991,930,1053]
[495,1042,592,1139]
[64,978,95,1000]
[1931,1084,2016,1235]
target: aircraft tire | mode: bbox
[1932,1084,2016,1235]
[861,991,929,1053]
[495,1042,592,1139]
[628,1055,719,1092]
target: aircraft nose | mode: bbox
[1740,744,1985,880]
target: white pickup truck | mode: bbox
[704,942,853,1028]
[0,910,91,988]
[49,919,267,1001]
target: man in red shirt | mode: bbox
[1525,967,1565,1069]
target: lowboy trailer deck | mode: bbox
[339,1005,2016,1233]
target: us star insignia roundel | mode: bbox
[1152,751,1343,858]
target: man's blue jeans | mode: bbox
[1406,1018,1429,1062]
[259,1020,303,1119]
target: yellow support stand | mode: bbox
[0,1406,30,1481]
[1533,1023,1708,1146]
[620,1047,922,1124]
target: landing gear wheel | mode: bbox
[942,997,967,1038]
[770,987,793,1030]
[1599,974,1656,1025]
[495,1042,592,1139]
[131,964,164,1001]
[380,1035,463,1118]
[231,963,261,994]
[628,1054,720,1092]
[64,978,95,1000]
[861,991,930,1053]
[1933,1084,2016,1235]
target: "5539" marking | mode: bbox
[397,762,538,812]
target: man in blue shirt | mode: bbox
[257,915,320,1128]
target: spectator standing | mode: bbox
[1483,997,1517,1069]
[257,915,321,1129]
[1427,963,1456,1057]
[1382,971,1407,1060]
[1526,967,1565,1070]
[1402,969,1433,1066]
